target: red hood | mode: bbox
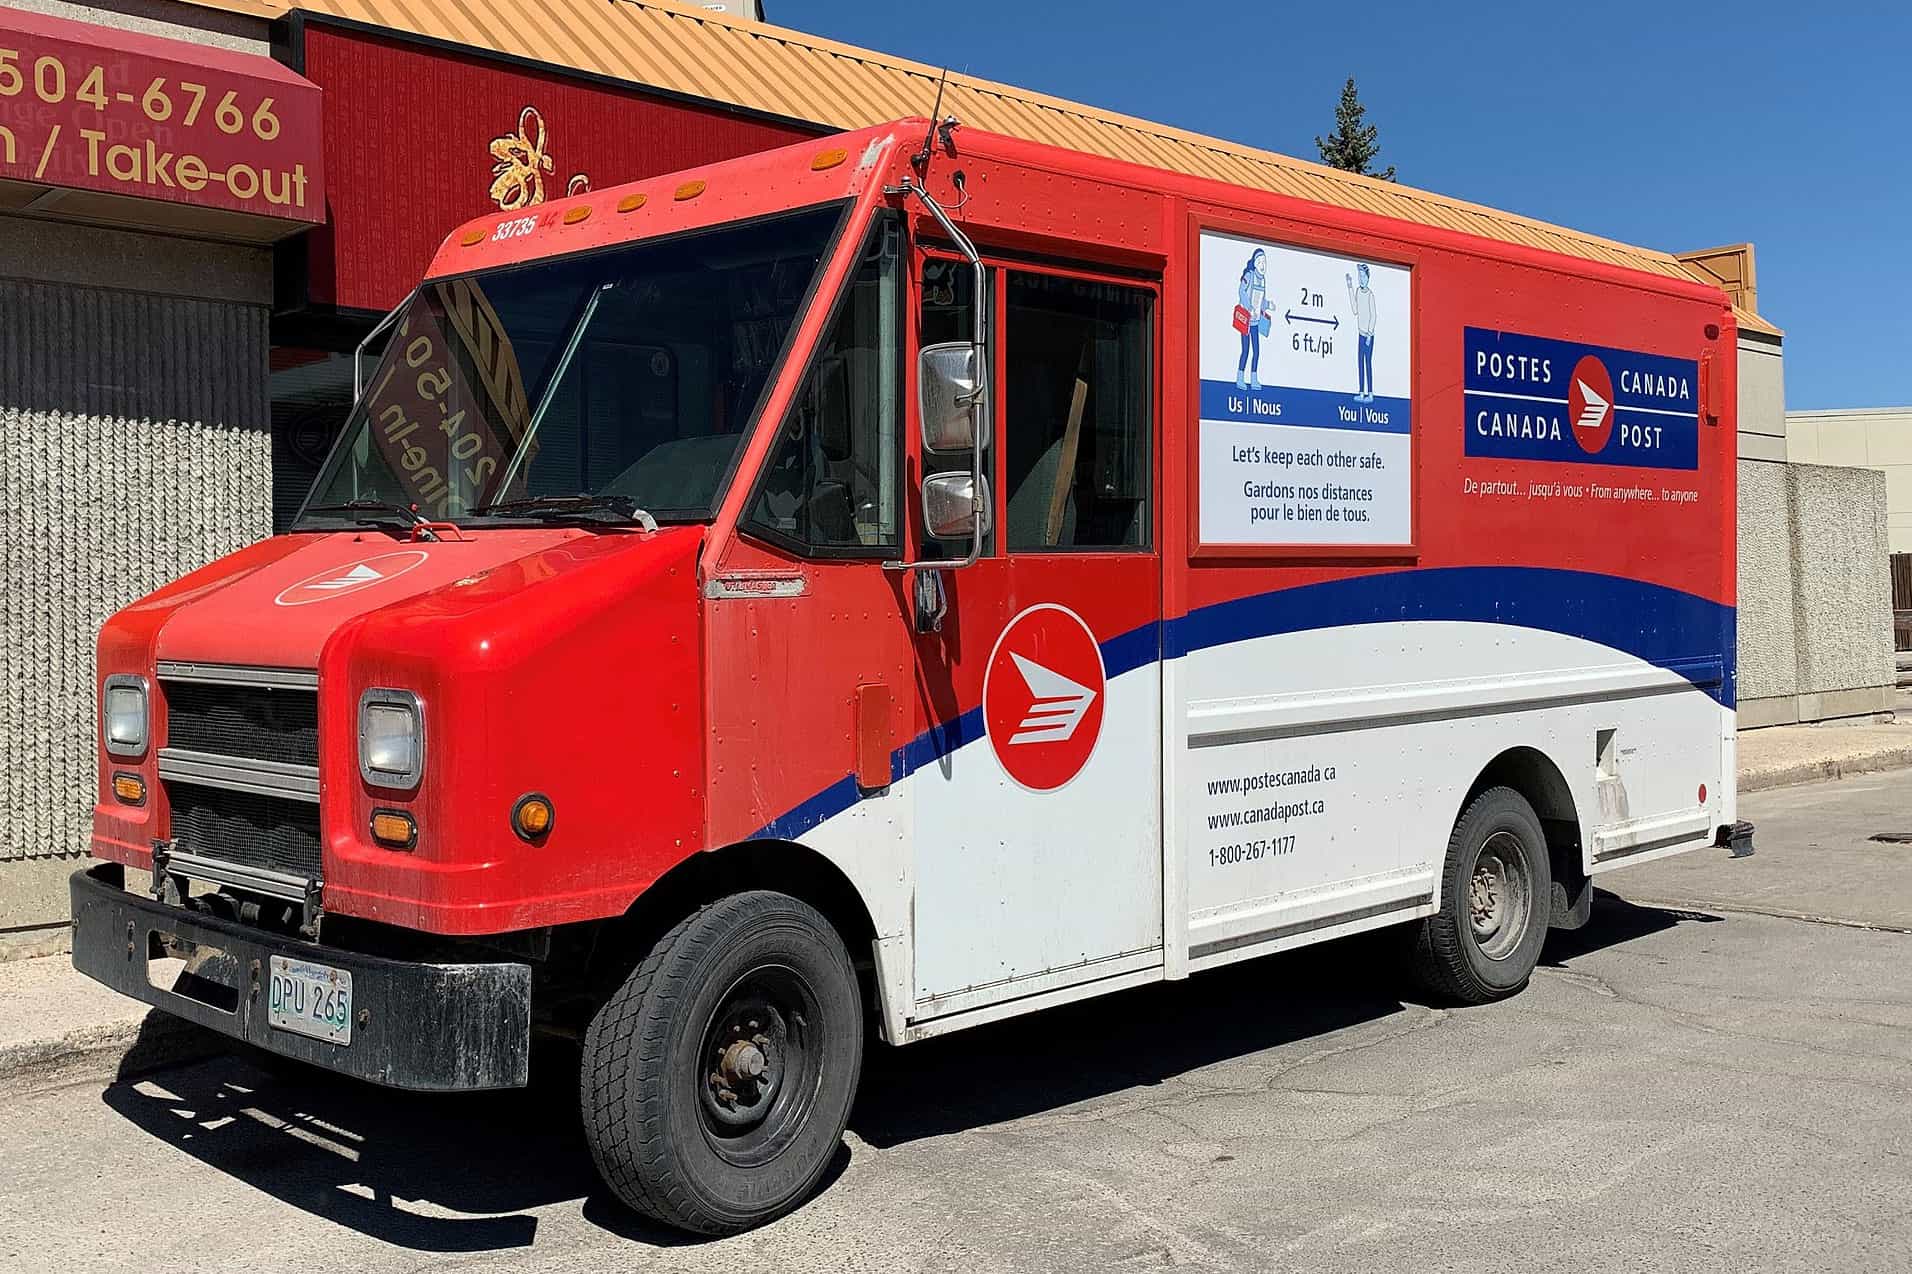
[153,528,688,668]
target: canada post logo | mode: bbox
[1463,329,1699,470]
[274,550,429,606]
[982,604,1106,792]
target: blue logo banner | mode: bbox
[1463,327,1699,470]
[1199,381,1412,435]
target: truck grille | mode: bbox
[168,782,323,882]
[162,679,318,765]
[154,664,323,900]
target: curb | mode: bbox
[0,1010,224,1093]
[1739,746,1912,794]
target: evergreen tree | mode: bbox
[1315,77,1396,181]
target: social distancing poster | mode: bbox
[1196,230,1413,546]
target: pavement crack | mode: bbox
[1534,966,1620,998]
[1257,1005,1451,1086]
[1627,897,1912,936]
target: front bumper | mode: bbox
[70,866,531,1091]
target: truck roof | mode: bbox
[423,124,904,279]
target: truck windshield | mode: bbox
[298,202,847,526]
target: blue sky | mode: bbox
[782,0,1908,410]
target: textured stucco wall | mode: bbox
[1791,463,1894,694]
[1736,458,1895,727]
[1736,459,1798,701]
[0,3,277,939]
[0,276,270,915]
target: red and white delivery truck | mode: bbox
[73,118,1744,1233]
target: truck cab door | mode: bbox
[906,252,1164,1018]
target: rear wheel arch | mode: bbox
[1461,745,1589,928]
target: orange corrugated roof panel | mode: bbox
[182,0,1764,313]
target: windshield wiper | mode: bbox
[303,499,439,541]
[467,493,659,530]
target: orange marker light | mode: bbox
[370,810,417,850]
[616,193,647,213]
[562,205,592,225]
[810,147,848,171]
[673,180,706,201]
[458,228,485,246]
[512,793,554,841]
[112,773,145,805]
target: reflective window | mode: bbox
[746,217,902,552]
[1003,272,1151,550]
[298,204,844,525]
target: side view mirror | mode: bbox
[918,342,989,453]
[922,471,993,540]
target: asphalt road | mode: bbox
[3,774,1908,1272]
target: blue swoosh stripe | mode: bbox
[751,566,1735,842]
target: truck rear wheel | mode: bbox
[1407,786,1553,1004]
[580,890,863,1235]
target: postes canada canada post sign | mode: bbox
[1463,328,1700,470]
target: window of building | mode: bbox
[1003,271,1152,550]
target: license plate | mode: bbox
[267,956,353,1046]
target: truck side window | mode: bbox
[1003,271,1152,550]
[745,218,902,553]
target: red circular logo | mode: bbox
[1567,354,1615,455]
[982,604,1107,792]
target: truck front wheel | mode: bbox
[1407,786,1553,1004]
[580,890,864,1235]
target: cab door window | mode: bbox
[1003,271,1152,550]
[745,216,902,553]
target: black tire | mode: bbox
[1407,786,1553,1005]
[580,891,863,1235]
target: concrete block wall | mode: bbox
[0,229,271,933]
[1736,460,1799,705]
[1737,458,1896,727]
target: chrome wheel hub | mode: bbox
[1468,831,1532,962]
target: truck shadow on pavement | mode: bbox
[96,889,1712,1252]
[849,889,1709,1148]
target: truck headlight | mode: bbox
[103,675,149,757]
[359,689,424,789]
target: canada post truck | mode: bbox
[73,118,1742,1233]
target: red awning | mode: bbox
[0,4,323,239]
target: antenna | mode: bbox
[913,67,951,171]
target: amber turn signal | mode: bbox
[370,809,417,850]
[512,793,554,841]
[111,773,145,805]
[673,180,706,201]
